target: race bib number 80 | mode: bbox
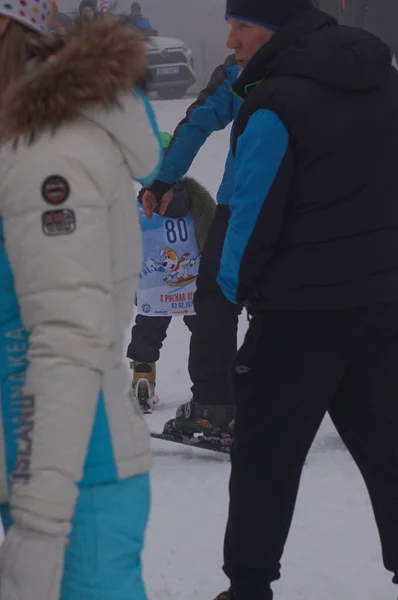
[137,203,200,317]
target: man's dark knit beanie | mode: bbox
[226,0,314,30]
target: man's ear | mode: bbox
[0,16,11,36]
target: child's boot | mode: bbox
[131,361,158,414]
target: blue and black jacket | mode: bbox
[217,10,398,310]
[148,55,241,209]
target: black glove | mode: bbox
[145,180,173,204]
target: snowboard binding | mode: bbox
[154,401,234,453]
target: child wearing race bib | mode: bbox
[127,132,216,413]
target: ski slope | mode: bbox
[139,98,397,600]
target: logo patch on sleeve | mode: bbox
[41,175,70,205]
[42,209,76,236]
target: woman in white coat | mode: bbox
[0,8,162,600]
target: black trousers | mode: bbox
[127,314,196,363]
[188,204,241,406]
[224,303,398,599]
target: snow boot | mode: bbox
[163,400,234,449]
[131,361,158,414]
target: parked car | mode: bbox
[146,35,195,99]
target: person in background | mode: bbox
[75,0,98,28]
[213,0,398,598]
[0,12,162,600]
[142,54,242,442]
[128,131,216,414]
[122,2,154,35]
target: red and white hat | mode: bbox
[0,0,51,34]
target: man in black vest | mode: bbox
[214,1,398,599]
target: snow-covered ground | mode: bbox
[139,98,397,600]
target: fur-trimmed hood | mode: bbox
[0,19,148,141]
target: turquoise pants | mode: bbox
[0,473,150,600]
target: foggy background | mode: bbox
[127,0,229,91]
[57,0,398,93]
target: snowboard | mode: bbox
[151,431,232,455]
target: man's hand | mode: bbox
[142,188,173,219]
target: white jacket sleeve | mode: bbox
[2,148,115,522]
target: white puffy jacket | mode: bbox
[0,20,161,523]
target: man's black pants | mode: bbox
[224,303,398,599]
[188,204,241,406]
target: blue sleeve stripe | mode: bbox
[137,170,161,187]
[157,77,236,185]
[217,110,289,303]
[134,87,163,186]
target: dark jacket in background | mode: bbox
[217,10,398,311]
[119,13,154,34]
